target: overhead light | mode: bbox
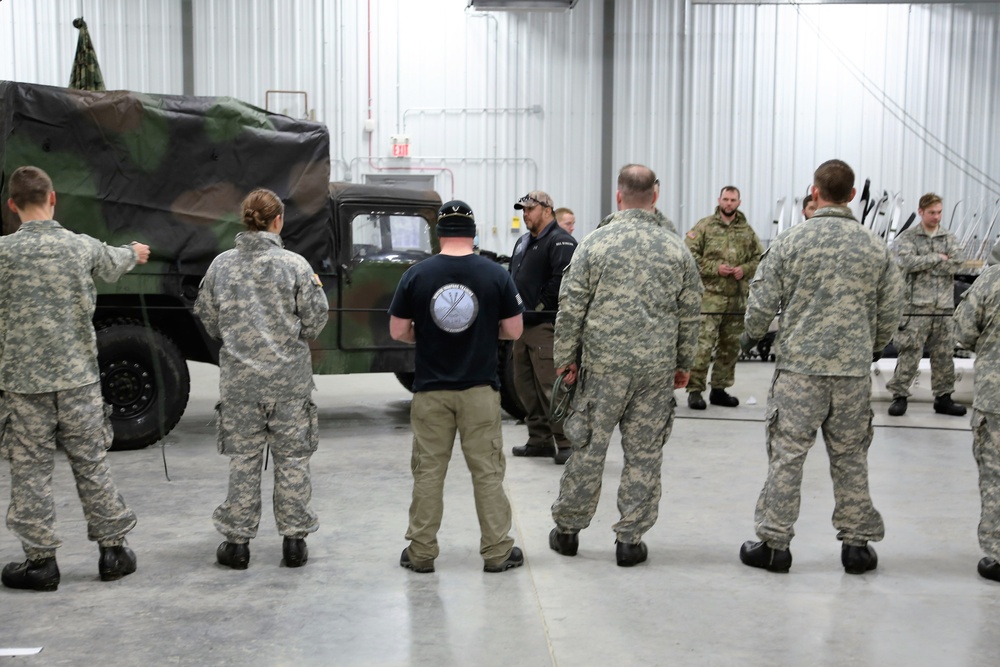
[467,0,578,10]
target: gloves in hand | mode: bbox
[739,332,759,356]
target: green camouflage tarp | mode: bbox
[0,81,333,274]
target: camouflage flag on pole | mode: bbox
[69,18,105,91]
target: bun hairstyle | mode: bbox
[241,188,284,232]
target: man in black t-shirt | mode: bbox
[389,200,526,574]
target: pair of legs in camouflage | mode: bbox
[687,294,744,394]
[886,312,956,398]
[4,382,135,560]
[406,386,515,568]
[213,399,319,542]
[551,370,675,545]
[754,370,884,550]
[513,323,570,451]
[972,410,1000,562]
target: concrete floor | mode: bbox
[1,361,997,666]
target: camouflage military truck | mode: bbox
[0,81,444,450]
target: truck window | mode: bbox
[351,213,432,259]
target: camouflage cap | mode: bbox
[514,190,554,210]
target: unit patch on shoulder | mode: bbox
[686,230,697,239]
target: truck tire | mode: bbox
[394,371,415,392]
[498,341,527,421]
[96,324,190,451]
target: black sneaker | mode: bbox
[687,392,707,410]
[934,393,967,417]
[1,557,60,592]
[400,548,435,573]
[484,546,524,572]
[99,545,137,582]
[512,444,553,457]
[841,543,878,574]
[888,396,907,416]
[709,388,739,407]
[615,540,648,567]
[283,537,308,568]
[217,541,250,570]
[553,448,572,465]
[978,557,1000,582]
[739,540,792,573]
[549,528,579,557]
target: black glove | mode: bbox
[739,332,759,356]
[872,350,883,362]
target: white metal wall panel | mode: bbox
[0,0,181,93]
[618,1,1000,244]
[3,1,999,253]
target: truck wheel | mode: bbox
[394,371,415,392]
[498,341,527,421]
[96,324,190,451]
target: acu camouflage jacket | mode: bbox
[0,220,137,393]
[195,231,329,402]
[554,208,703,375]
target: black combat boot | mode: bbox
[217,541,250,570]
[1,557,60,592]
[553,448,572,465]
[888,396,907,416]
[282,537,308,568]
[687,392,707,410]
[841,543,878,574]
[400,548,435,573]
[99,545,137,581]
[739,540,792,573]
[512,444,553,457]
[977,557,1000,582]
[934,393,967,416]
[709,388,739,407]
[484,546,524,573]
[616,540,648,567]
[549,528,579,557]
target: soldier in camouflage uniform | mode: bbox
[886,193,967,417]
[195,188,328,570]
[0,166,148,592]
[684,186,764,410]
[954,264,1000,583]
[549,164,702,567]
[738,160,903,574]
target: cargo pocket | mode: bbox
[764,403,779,460]
[101,402,115,451]
[214,402,228,455]
[972,412,989,467]
[863,407,875,453]
[491,437,504,477]
[0,400,9,461]
[285,399,319,458]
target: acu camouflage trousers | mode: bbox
[3,382,136,559]
[688,294,745,393]
[407,386,514,567]
[886,311,956,398]
[755,371,884,550]
[213,399,319,542]
[551,370,675,544]
[972,410,1000,561]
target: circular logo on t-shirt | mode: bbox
[431,283,479,333]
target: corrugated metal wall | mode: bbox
[2,1,998,253]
